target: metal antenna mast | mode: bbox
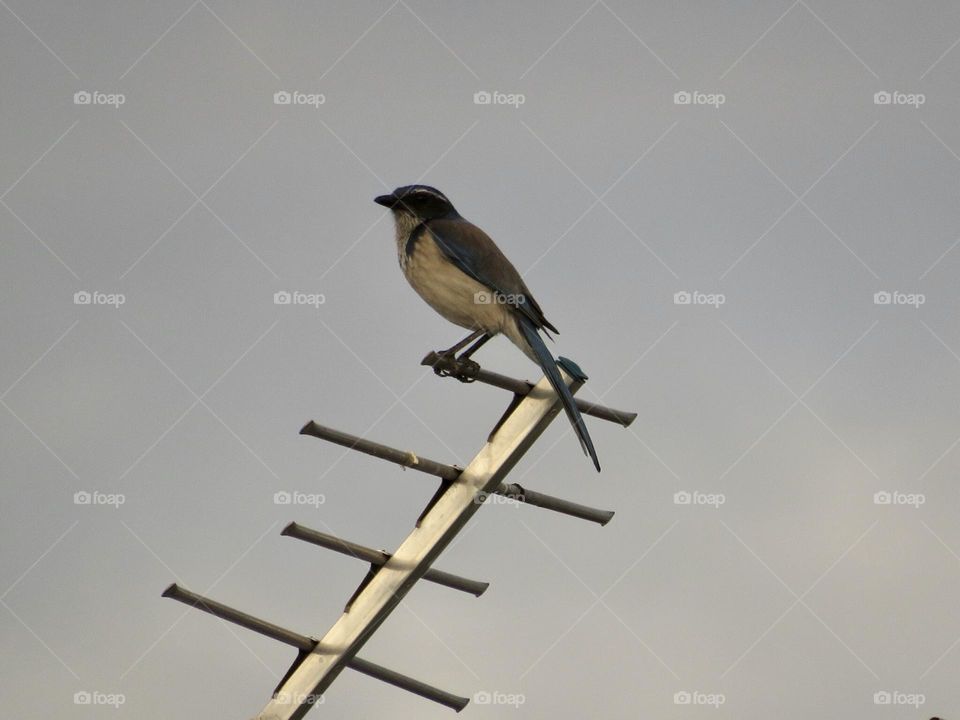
[163,353,636,717]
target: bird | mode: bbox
[375,184,600,472]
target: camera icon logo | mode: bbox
[274,491,292,505]
[473,91,492,105]
[674,691,692,704]
[74,691,92,704]
[673,291,691,305]
[673,491,692,505]
[473,691,491,704]
[873,491,892,505]
[74,490,92,504]
[74,91,92,105]
[274,290,292,305]
[873,291,891,305]
[474,291,492,304]
[274,91,292,105]
[873,91,892,105]
[873,690,891,704]
[74,290,92,304]
[673,91,692,105]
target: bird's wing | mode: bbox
[423,217,558,334]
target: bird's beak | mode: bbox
[374,193,397,208]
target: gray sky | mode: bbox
[2,1,960,718]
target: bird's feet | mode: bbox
[422,350,481,383]
[450,356,480,382]
[431,351,458,378]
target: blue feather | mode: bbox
[516,315,600,472]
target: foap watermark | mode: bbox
[674,490,725,508]
[74,690,125,707]
[474,290,525,306]
[274,290,325,308]
[74,290,125,308]
[74,90,125,108]
[474,489,523,507]
[674,690,726,707]
[473,690,526,707]
[274,690,325,706]
[74,490,125,508]
[874,91,925,108]
[273,491,325,509]
[873,690,925,707]
[674,90,725,108]
[873,290,924,308]
[873,490,925,508]
[674,290,725,308]
[274,90,325,108]
[473,90,525,108]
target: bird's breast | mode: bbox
[402,233,508,333]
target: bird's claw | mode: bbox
[428,351,480,383]
[429,351,458,379]
[451,358,480,383]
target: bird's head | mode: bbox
[374,185,458,221]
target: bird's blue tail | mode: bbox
[516,316,601,472]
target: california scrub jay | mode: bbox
[375,184,600,472]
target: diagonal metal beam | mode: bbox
[255,368,585,719]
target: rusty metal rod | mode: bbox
[495,483,615,526]
[422,351,638,427]
[349,657,468,712]
[300,421,459,480]
[161,583,469,712]
[281,522,489,597]
[162,582,314,650]
[300,422,614,525]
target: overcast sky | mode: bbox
[3,1,960,718]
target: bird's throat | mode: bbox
[391,212,423,270]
